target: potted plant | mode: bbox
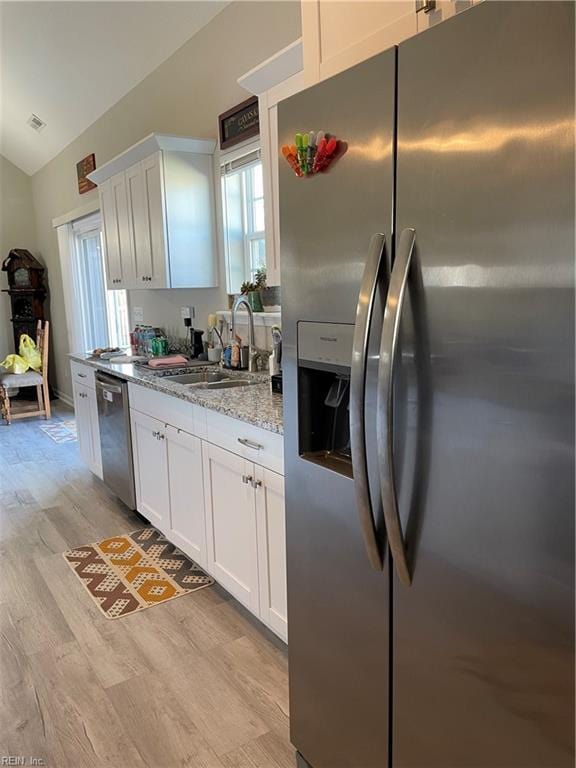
[240,268,266,312]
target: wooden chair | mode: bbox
[0,320,51,425]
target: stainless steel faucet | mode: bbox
[231,295,259,372]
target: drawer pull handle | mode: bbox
[238,438,263,451]
[242,474,253,485]
[78,373,87,378]
[251,479,263,489]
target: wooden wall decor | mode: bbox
[77,153,97,194]
[218,97,259,150]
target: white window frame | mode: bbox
[71,213,109,351]
[58,212,129,354]
[219,140,266,293]
[243,163,266,281]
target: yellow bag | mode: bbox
[0,353,29,374]
[19,334,42,371]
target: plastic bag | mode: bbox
[19,334,42,371]
[0,354,29,374]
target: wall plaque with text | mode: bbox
[218,97,259,150]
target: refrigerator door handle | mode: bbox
[377,227,416,586]
[350,233,387,571]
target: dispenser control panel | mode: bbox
[297,321,354,369]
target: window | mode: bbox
[71,214,130,351]
[221,148,266,293]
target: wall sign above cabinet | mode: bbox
[77,153,97,194]
[219,96,259,150]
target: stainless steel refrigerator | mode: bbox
[279,3,574,767]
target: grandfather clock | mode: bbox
[2,249,47,350]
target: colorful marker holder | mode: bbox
[282,131,341,178]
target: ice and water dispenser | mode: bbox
[297,322,354,479]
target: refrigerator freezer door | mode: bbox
[279,50,396,768]
[393,3,574,766]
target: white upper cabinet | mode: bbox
[99,171,135,288]
[90,134,217,290]
[302,0,416,84]
[125,159,157,287]
[302,0,482,85]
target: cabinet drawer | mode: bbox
[206,410,283,475]
[128,382,205,438]
[71,361,96,390]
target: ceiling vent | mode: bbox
[27,114,47,132]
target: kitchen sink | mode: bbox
[163,371,230,385]
[163,370,253,389]
[200,379,252,389]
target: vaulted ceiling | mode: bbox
[0,1,229,175]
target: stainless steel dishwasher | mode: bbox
[95,372,136,509]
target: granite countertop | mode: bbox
[69,353,284,435]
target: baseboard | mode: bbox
[54,389,74,409]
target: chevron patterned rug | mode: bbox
[63,527,213,619]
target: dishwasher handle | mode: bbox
[95,374,123,395]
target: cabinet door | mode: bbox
[202,442,259,612]
[86,387,102,479]
[303,0,417,83]
[125,161,153,288]
[141,152,168,288]
[130,410,169,531]
[165,424,206,567]
[255,466,287,641]
[100,171,135,289]
[73,381,95,471]
[98,177,121,287]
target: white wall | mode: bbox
[30,1,301,398]
[0,155,39,360]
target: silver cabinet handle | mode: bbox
[237,438,263,451]
[78,373,87,378]
[415,0,436,13]
[242,474,253,485]
[350,233,388,571]
[252,479,262,489]
[377,228,415,587]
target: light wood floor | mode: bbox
[0,403,292,768]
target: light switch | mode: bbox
[133,306,144,323]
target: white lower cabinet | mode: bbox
[166,424,207,567]
[128,388,287,641]
[72,380,102,478]
[202,442,288,639]
[130,410,207,565]
[202,442,260,614]
[255,466,287,641]
[130,410,170,532]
